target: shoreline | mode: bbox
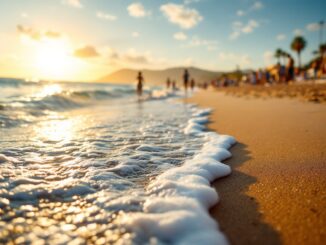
[188,90,326,245]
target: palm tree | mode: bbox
[313,43,326,57]
[274,48,283,64]
[291,36,307,68]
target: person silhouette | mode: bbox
[286,54,294,83]
[166,78,171,89]
[190,79,195,91]
[183,69,189,91]
[172,80,177,91]
[136,71,144,97]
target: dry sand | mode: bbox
[219,83,326,104]
[188,90,326,245]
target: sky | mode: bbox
[0,0,325,81]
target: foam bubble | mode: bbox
[117,105,236,244]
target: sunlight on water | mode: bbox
[35,84,63,98]
[35,117,75,143]
[0,80,230,244]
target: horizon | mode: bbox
[0,65,251,83]
[0,0,325,81]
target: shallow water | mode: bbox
[0,79,235,244]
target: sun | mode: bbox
[35,39,79,80]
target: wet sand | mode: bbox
[188,90,326,245]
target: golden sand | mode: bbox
[189,90,326,245]
[218,83,326,103]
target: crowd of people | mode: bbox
[211,52,326,88]
[135,50,326,96]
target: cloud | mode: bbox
[251,1,263,10]
[62,0,83,8]
[123,49,150,64]
[236,1,263,17]
[104,48,166,68]
[237,10,245,16]
[184,0,201,4]
[185,36,218,50]
[101,47,170,70]
[160,3,203,29]
[174,32,188,41]
[21,12,28,18]
[128,3,150,18]
[242,20,259,33]
[229,20,259,40]
[229,31,240,40]
[293,29,304,36]
[132,32,140,38]
[218,52,251,66]
[17,25,41,40]
[45,31,61,39]
[306,22,324,32]
[276,34,286,41]
[74,45,99,58]
[96,11,117,21]
[17,25,61,41]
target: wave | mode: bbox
[69,88,136,100]
[0,79,183,129]
[0,78,38,87]
[6,87,138,111]
[0,84,139,128]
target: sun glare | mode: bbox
[35,84,63,98]
[36,118,74,143]
[35,39,79,80]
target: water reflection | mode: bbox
[35,115,75,143]
[34,84,63,99]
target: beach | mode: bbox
[189,89,326,245]
[219,83,326,103]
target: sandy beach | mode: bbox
[189,89,326,245]
[219,83,326,104]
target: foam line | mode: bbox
[120,105,236,245]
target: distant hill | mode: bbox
[98,67,223,85]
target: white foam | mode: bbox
[0,154,19,163]
[119,105,236,245]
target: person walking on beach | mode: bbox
[136,71,144,97]
[190,79,195,91]
[286,54,295,82]
[256,69,263,85]
[166,78,171,89]
[311,61,318,80]
[266,69,272,84]
[172,80,177,91]
[183,69,190,91]
[276,63,282,83]
[250,71,257,85]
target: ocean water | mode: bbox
[0,78,235,244]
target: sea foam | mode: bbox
[118,105,236,245]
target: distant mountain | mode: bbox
[98,67,223,85]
